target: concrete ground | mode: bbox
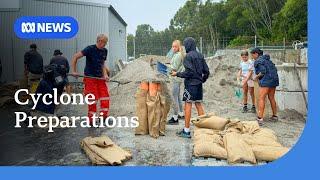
[0,97,305,166]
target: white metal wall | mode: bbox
[108,9,127,71]
[0,0,126,82]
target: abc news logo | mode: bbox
[21,22,72,33]
[14,16,78,39]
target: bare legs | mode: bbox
[258,87,277,119]
[184,102,205,128]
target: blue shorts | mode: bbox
[183,84,203,103]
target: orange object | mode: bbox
[140,82,149,91]
[149,82,159,96]
[157,83,162,92]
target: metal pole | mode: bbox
[254,35,257,48]
[283,37,286,62]
[133,37,136,59]
[200,37,203,53]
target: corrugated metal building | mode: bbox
[0,0,127,83]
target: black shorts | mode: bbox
[183,84,203,103]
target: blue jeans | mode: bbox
[172,82,183,115]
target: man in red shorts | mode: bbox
[71,34,110,124]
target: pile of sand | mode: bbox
[111,59,168,83]
[109,56,172,117]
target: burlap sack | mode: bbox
[135,89,149,135]
[159,92,170,136]
[224,120,244,133]
[147,93,162,138]
[193,142,227,159]
[193,133,224,146]
[192,113,230,130]
[193,127,220,136]
[252,145,289,162]
[242,128,281,147]
[223,132,257,164]
[242,121,260,134]
[81,136,132,165]
[90,135,114,148]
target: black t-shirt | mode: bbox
[81,45,108,77]
[24,50,44,74]
[50,55,70,75]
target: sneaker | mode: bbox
[256,117,265,126]
[242,106,249,113]
[167,117,179,125]
[269,115,279,122]
[176,129,191,138]
[251,106,256,113]
[178,112,184,119]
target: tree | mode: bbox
[272,0,307,41]
[127,34,135,58]
[135,24,155,56]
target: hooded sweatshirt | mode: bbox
[176,37,210,85]
[254,54,279,87]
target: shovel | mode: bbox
[156,61,169,76]
[68,74,131,85]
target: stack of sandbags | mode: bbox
[193,127,227,160]
[191,113,289,164]
[80,135,132,165]
[135,82,171,138]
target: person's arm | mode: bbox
[254,61,266,80]
[24,52,29,75]
[65,58,70,73]
[71,51,84,76]
[237,69,242,81]
[202,59,210,83]
[244,70,253,83]
[102,64,110,81]
[173,56,194,78]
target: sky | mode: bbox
[107,0,187,34]
[78,0,221,35]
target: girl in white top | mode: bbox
[237,50,256,113]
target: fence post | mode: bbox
[283,37,286,62]
[254,35,257,48]
[133,37,136,59]
[200,37,203,53]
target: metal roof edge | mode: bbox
[34,1,127,26]
[108,5,127,27]
[34,0,109,8]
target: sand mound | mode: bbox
[111,59,168,83]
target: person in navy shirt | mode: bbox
[251,48,279,125]
[71,34,110,125]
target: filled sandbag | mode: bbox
[224,120,244,133]
[193,127,220,137]
[192,113,230,130]
[193,142,227,159]
[242,128,281,147]
[146,93,162,138]
[193,133,224,146]
[252,145,289,162]
[242,121,260,134]
[223,132,256,164]
[135,89,149,135]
